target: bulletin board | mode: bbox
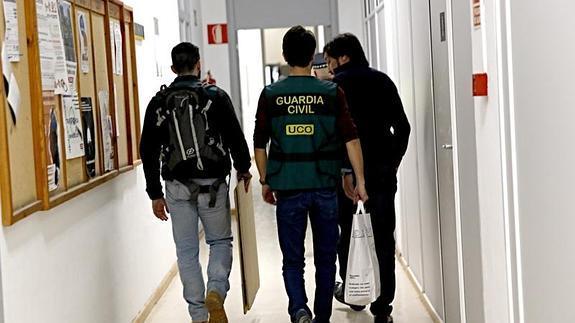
[123,6,140,164]
[0,0,141,225]
[0,0,45,222]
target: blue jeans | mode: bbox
[276,189,339,323]
[165,179,232,322]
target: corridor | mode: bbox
[145,183,435,323]
[1,0,573,322]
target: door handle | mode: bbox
[442,144,453,150]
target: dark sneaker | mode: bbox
[333,281,366,311]
[205,290,228,323]
[293,309,312,323]
[374,315,393,323]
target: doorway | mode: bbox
[236,26,328,154]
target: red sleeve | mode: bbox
[253,90,270,149]
[336,87,359,143]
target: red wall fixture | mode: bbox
[473,73,488,97]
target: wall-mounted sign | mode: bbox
[207,24,228,44]
[473,0,481,28]
[134,23,145,40]
[473,73,488,97]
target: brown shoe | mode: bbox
[205,290,228,323]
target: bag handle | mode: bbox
[356,201,367,215]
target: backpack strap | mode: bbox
[153,85,170,127]
[183,178,226,208]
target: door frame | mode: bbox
[444,0,485,321]
[225,0,339,124]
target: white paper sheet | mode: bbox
[49,0,67,94]
[114,21,123,75]
[47,164,58,191]
[36,0,55,90]
[109,21,117,75]
[98,90,114,171]
[113,84,119,137]
[2,43,18,124]
[77,11,90,73]
[7,73,20,122]
[3,0,20,62]
[36,0,67,93]
[62,93,85,159]
[57,0,76,94]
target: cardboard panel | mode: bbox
[234,182,260,313]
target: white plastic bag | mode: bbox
[344,201,381,306]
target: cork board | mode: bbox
[65,3,87,189]
[108,2,120,20]
[2,0,139,225]
[1,0,40,209]
[112,18,129,168]
[91,0,105,15]
[76,0,91,10]
[91,12,116,171]
[124,20,138,162]
[75,8,102,178]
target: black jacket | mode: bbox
[140,75,251,200]
[333,63,410,188]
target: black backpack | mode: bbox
[157,83,227,174]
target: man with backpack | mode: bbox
[140,42,252,323]
[254,26,368,323]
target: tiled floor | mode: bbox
[146,184,436,323]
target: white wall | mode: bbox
[238,30,264,155]
[263,28,287,65]
[232,0,335,30]
[0,1,181,322]
[506,1,575,322]
[201,0,232,95]
[337,0,365,45]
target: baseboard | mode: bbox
[132,262,179,323]
[397,253,444,323]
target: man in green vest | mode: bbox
[254,26,368,323]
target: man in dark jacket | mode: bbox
[324,33,411,323]
[254,26,368,323]
[140,42,251,323]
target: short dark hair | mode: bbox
[171,42,200,73]
[323,33,369,67]
[283,26,316,67]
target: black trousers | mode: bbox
[337,174,397,317]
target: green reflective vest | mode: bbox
[264,76,343,191]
